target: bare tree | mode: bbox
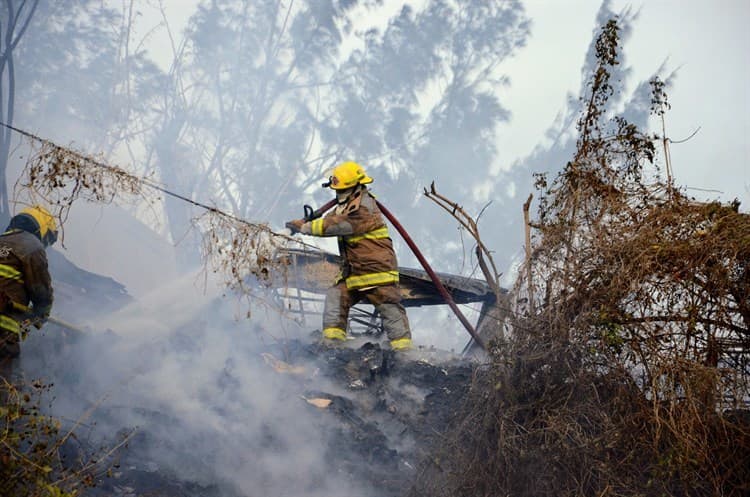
[0,0,38,225]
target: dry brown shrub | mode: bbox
[0,377,132,497]
[409,19,749,497]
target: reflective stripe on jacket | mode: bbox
[0,314,21,335]
[0,264,24,283]
[304,187,399,290]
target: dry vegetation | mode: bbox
[9,125,307,302]
[0,378,107,497]
[197,208,300,310]
[409,19,749,497]
[15,133,155,246]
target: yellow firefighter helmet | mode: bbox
[325,161,373,190]
[17,205,58,246]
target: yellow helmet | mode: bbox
[325,161,373,190]
[17,205,58,246]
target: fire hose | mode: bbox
[300,199,487,351]
[11,302,86,336]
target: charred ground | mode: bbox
[24,322,477,497]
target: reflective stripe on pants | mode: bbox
[323,327,347,341]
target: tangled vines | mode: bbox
[15,135,153,245]
[7,125,305,307]
[0,378,130,497]
[410,19,749,497]
[197,209,298,305]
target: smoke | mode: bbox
[20,265,384,497]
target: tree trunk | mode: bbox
[0,0,40,227]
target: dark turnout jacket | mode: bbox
[304,187,399,290]
[0,229,53,319]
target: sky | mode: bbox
[498,0,749,206]
[145,0,749,209]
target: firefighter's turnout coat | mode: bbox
[0,229,53,358]
[301,186,411,344]
[307,188,398,289]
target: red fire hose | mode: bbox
[305,197,486,351]
[375,200,486,351]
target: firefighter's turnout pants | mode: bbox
[323,282,410,343]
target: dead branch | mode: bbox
[423,181,502,298]
[522,193,534,314]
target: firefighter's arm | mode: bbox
[286,215,353,236]
[302,211,353,237]
[22,249,53,322]
[303,197,381,237]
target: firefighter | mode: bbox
[286,161,412,351]
[0,205,56,369]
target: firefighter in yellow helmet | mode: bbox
[0,206,56,368]
[286,162,412,351]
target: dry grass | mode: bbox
[0,378,111,497]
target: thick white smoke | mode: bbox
[22,256,384,496]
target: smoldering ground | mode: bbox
[18,269,396,497]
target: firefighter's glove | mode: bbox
[20,318,42,330]
[23,314,46,330]
[285,219,305,234]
